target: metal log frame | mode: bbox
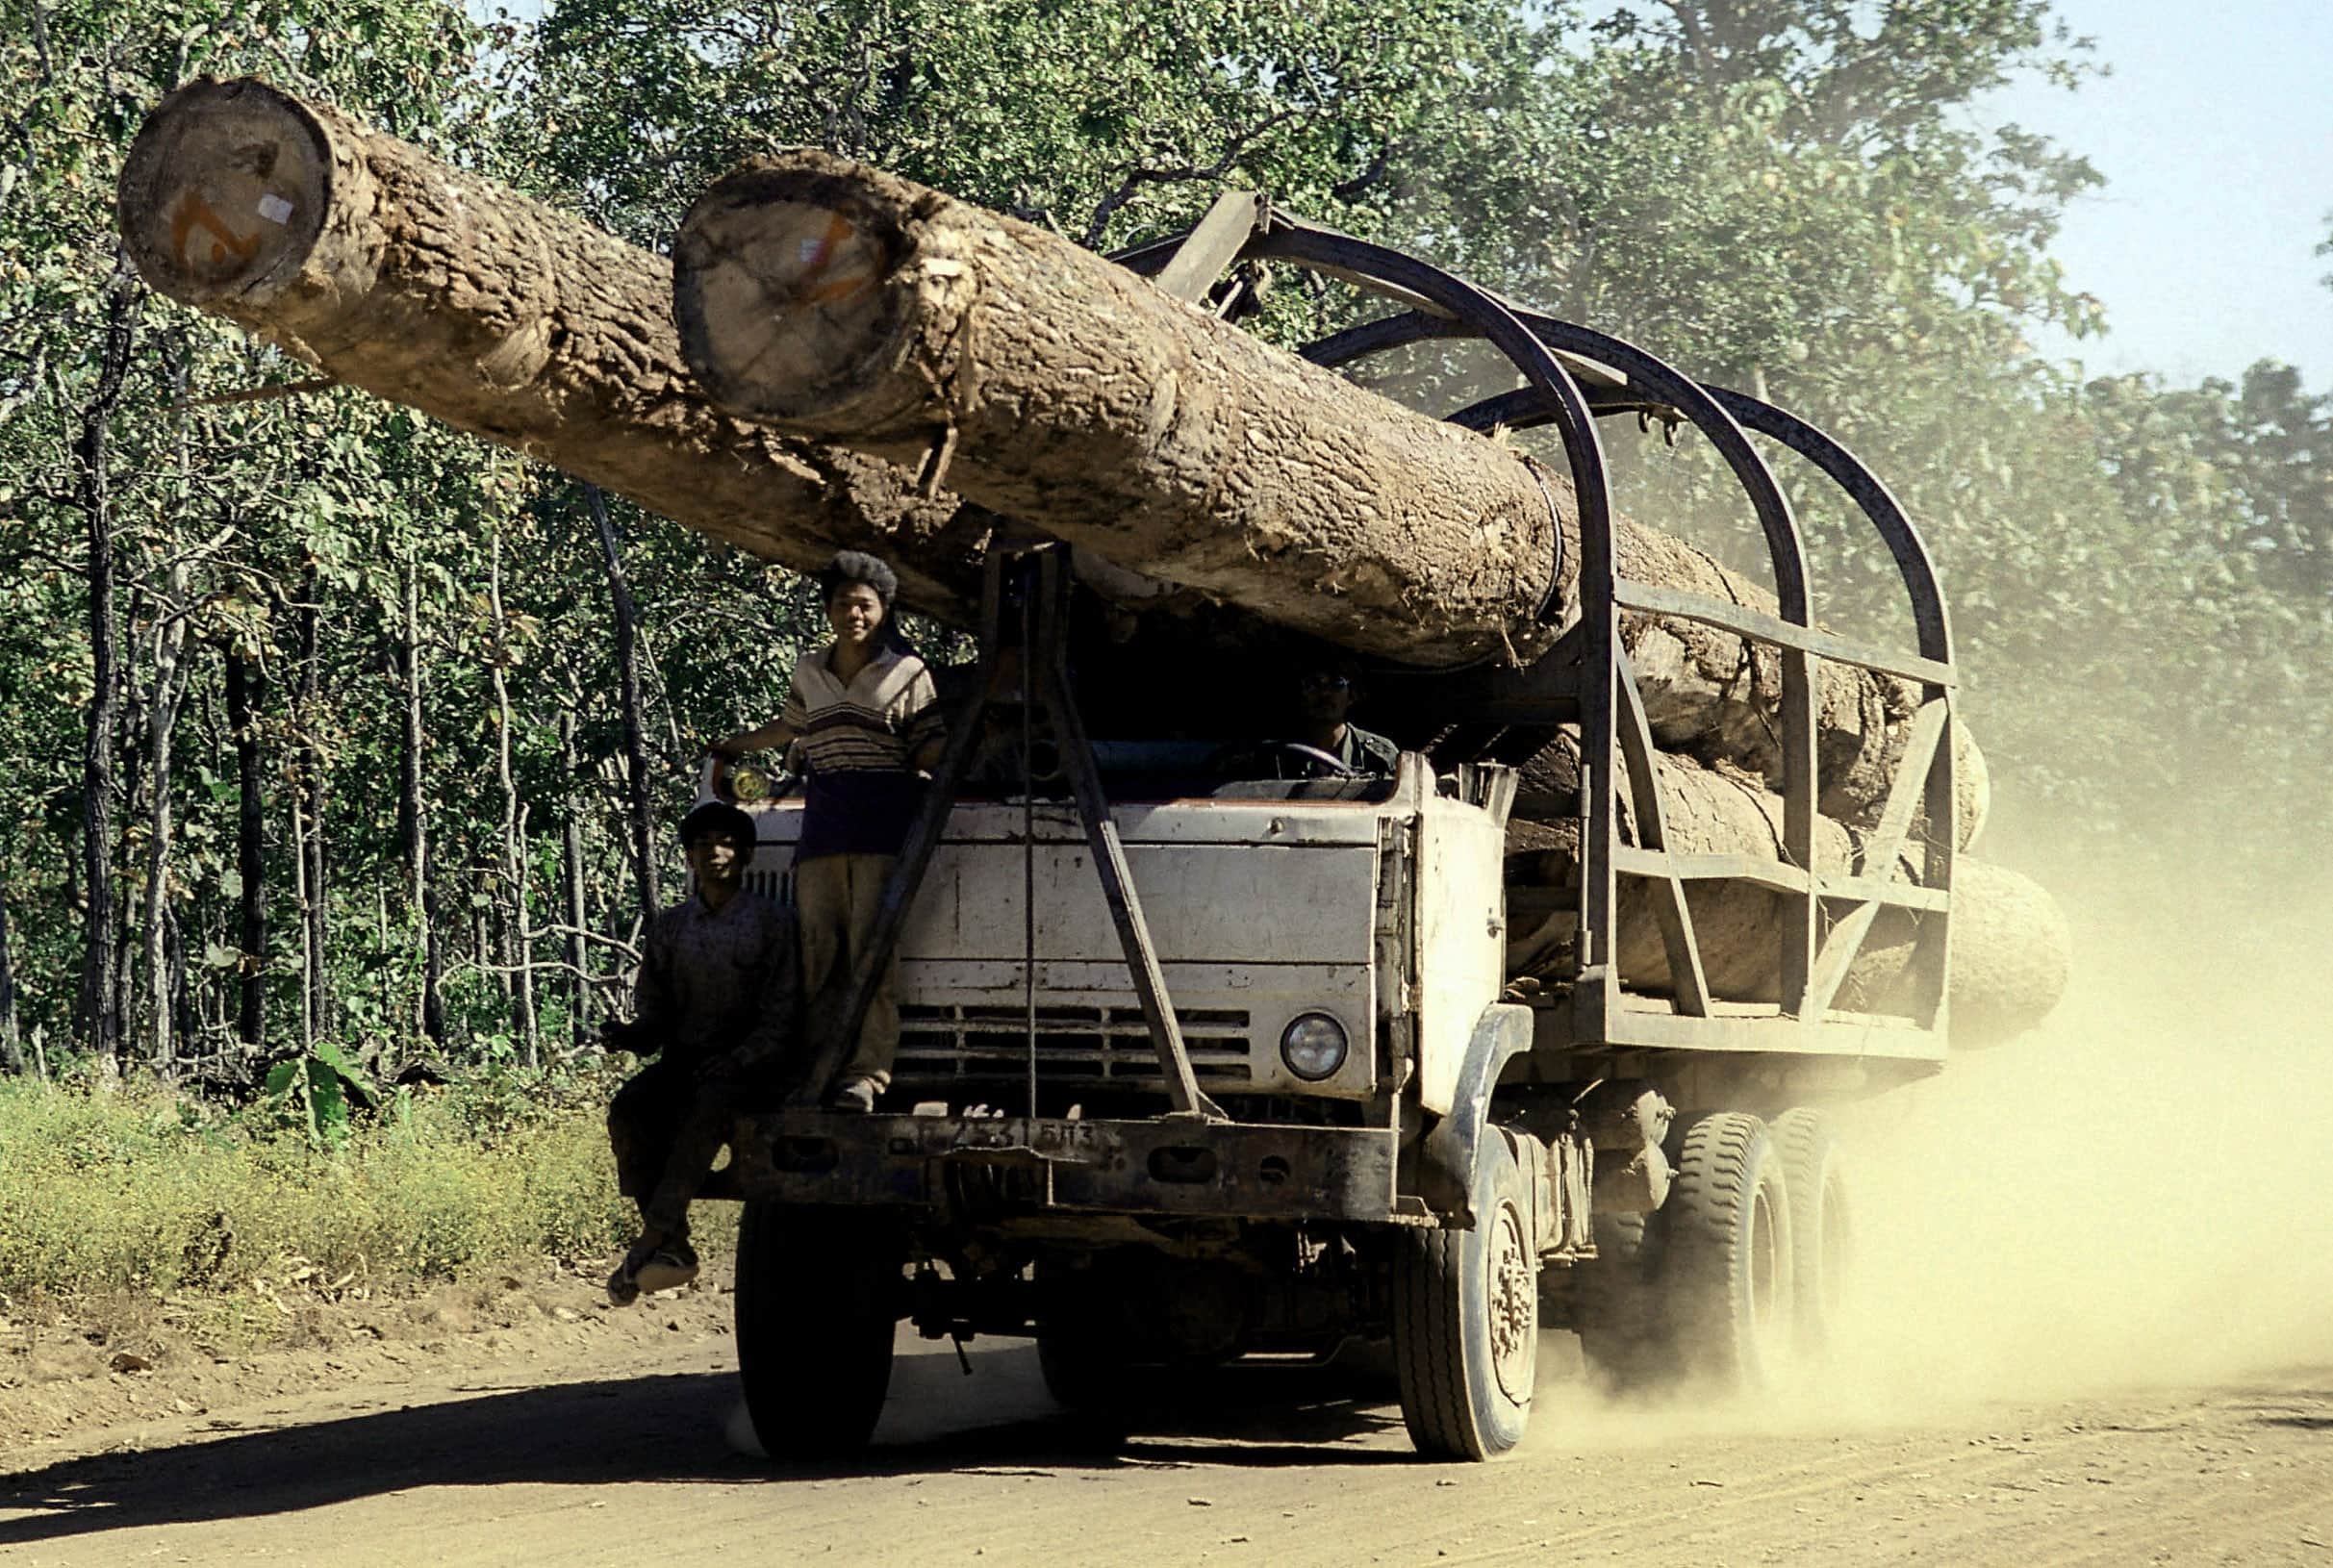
[1120,207,1959,1062]
[804,542,1226,1121]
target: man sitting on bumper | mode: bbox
[603,800,799,1304]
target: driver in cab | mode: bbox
[1286,659,1399,778]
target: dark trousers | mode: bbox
[607,1056,740,1239]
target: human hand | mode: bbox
[599,1018,653,1055]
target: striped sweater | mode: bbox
[780,644,944,859]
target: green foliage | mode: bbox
[0,1075,631,1311]
[0,0,2325,1100]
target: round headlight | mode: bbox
[1280,1013,1350,1081]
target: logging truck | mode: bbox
[676,200,1979,1464]
[113,83,2038,1460]
[703,348,1965,1462]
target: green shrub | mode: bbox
[0,1075,633,1310]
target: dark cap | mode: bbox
[680,800,757,849]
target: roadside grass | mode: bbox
[0,1070,637,1354]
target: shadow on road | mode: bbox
[0,1343,1411,1546]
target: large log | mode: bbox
[120,84,1991,847]
[673,151,1569,669]
[1505,746,2067,1048]
[115,78,989,612]
[672,151,1987,840]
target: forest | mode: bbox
[3,0,2327,1100]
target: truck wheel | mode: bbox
[1392,1127,1537,1459]
[1662,1111,1795,1393]
[1573,1212,1667,1391]
[1033,1254,1154,1416]
[1769,1108,1851,1360]
[733,1201,901,1460]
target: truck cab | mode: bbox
[718,733,1567,1460]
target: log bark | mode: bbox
[121,86,1987,846]
[673,151,1567,669]
[116,78,990,615]
[1505,746,2067,1048]
[673,152,1986,838]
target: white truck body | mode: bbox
[737,754,1509,1119]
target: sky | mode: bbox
[1975,0,2333,384]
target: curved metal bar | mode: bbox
[1454,316,1812,629]
[1249,219,1609,629]
[1298,310,1473,369]
[1702,388,1954,668]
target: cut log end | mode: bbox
[118,78,333,307]
[673,172,912,425]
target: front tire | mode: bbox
[733,1201,902,1459]
[1392,1128,1538,1459]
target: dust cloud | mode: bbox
[1535,861,2333,1448]
[1834,868,2333,1401]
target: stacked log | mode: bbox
[119,85,2067,1045]
[668,153,2059,1043]
[115,78,990,611]
[671,152,1988,839]
[1506,743,2064,1048]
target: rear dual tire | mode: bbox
[1661,1111,1796,1391]
[1578,1109,1838,1397]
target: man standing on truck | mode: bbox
[710,551,945,1113]
[603,800,799,1304]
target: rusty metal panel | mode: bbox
[726,1111,1406,1224]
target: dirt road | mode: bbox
[3,1290,2326,1568]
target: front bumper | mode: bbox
[723,1111,1406,1224]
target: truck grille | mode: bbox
[896,1003,1255,1085]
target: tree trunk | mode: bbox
[672,154,1987,835]
[112,688,143,1056]
[558,704,590,1044]
[0,874,24,1076]
[117,78,988,613]
[1504,745,2066,1048]
[70,254,139,1071]
[398,561,444,1045]
[224,646,266,1054]
[296,564,329,1045]
[141,561,191,1074]
[118,83,1985,843]
[290,763,313,1051]
[590,486,663,923]
[488,528,539,1066]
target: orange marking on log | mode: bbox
[787,212,874,307]
[169,193,262,272]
